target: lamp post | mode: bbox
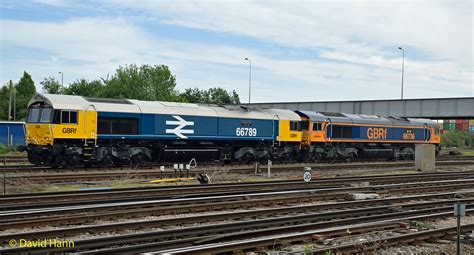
[7,80,12,121]
[13,86,16,121]
[398,47,404,100]
[58,71,64,88]
[244,58,252,104]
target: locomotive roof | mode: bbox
[28,94,437,126]
[29,94,299,121]
[28,93,90,110]
[0,121,25,124]
[296,110,438,127]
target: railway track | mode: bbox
[3,160,474,183]
[2,195,472,254]
[2,177,474,228]
[1,170,473,254]
[2,155,474,173]
[153,220,474,255]
[3,170,474,206]
[1,193,472,235]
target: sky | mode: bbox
[0,0,473,103]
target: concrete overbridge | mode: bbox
[247,97,474,119]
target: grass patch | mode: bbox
[461,149,474,156]
[411,220,435,231]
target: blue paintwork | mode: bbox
[0,122,25,146]
[326,124,430,141]
[97,112,276,141]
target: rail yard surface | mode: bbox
[1,156,474,254]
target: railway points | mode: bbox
[2,168,474,254]
[2,149,474,255]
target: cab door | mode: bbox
[325,118,332,141]
[423,124,430,143]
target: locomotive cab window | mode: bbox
[312,122,322,131]
[27,105,53,123]
[26,102,53,123]
[60,110,78,124]
[289,121,301,131]
[39,108,53,123]
[27,108,41,123]
[301,121,309,131]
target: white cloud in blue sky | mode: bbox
[1,0,472,102]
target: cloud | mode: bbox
[106,0,474,98]
[32,0,68,6]
[109,1,472,63]
[1,1,472,102]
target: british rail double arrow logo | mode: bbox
[165,115,194,139]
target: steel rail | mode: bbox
[4,159,474,178]
[3,178,474,218]
[152,211,474,254]
[2,178,474,226]
[0,190,470,230]
[311,223,474,253]
[2,193,472,236]
[3,204,472,254]
[3,170,474,207]
[4,170,474,197]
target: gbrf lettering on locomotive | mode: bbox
[367,127,387,140]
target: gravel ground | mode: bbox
[376,243,474,255]
[3,163,474,253]
[0,200,330,235]
[270,213,474,254]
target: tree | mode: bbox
[15,71,36,120]
[64,79,104,97]
[41,77,63,94]
[179,88,205,103]
[441,131,474,148]
[101,64,179,101]
[230,90,240,104]
[208,87,241,104]
[179,87,241,104]
[0,85,9,120]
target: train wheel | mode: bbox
[345,152,356,163]
[130,154,144,169]
[240,153,254,164]
[401,148,414,160]
[280,153,293,163]
[98,155,114,168]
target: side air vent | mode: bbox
[318,112,346,117]
[85,97,133,104]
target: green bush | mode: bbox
[441,131,474,148]
[0,144,11,154]
[0,144,21,154]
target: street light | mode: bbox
[398,47,404,100]
[58,71,64,88]
[244,58,252,104]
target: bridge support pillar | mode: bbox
[415,144,435,172]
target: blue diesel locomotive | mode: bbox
[24,94,301,166]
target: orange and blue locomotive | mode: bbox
[296,111,440,160]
